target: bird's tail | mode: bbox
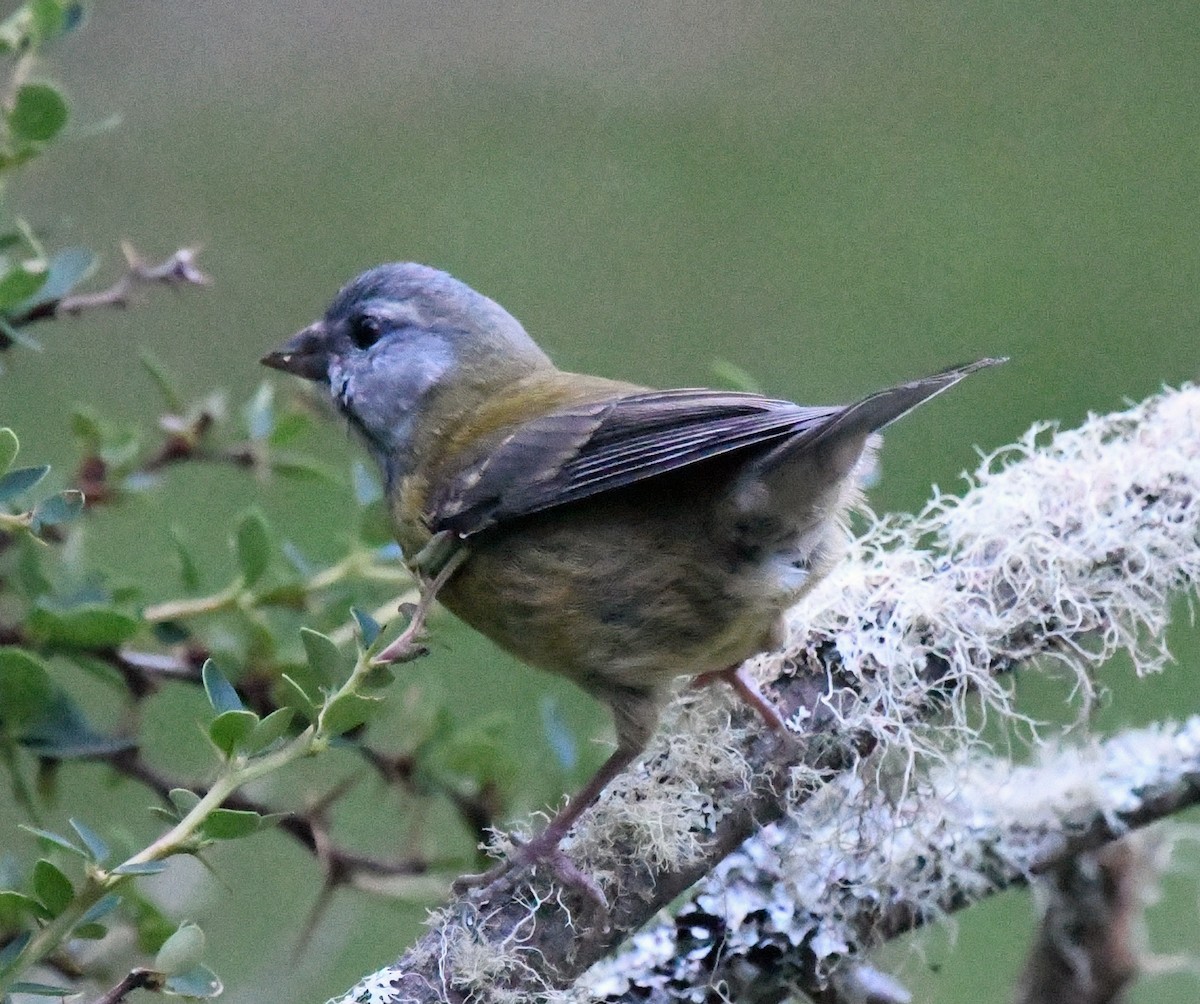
[727,357,1006,555]
[804,357,1007,450]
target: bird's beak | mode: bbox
[261,322,332,382]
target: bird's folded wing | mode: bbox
[429,388,839,536]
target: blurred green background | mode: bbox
[2,1,1198,1001]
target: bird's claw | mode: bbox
[453,837,608,911]
[371,602,431,665]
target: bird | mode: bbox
[262,262,1002,890]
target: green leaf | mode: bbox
[17,690,135,757]
[29,0,64,41]
[359,664,394,691]
[73,921,108,939]
[245,707,294,753]
[233,509,271,587]
[0,427,17,473]
[357,498,394,546]
[30,489,83,534]
[269,454,340,484]
[266,411,311,447]
[168,788,202,814]
[198,808,264,841]
[27,603,140,649]
[19,825,84,857]
[9,82,68,142]
[7,246,96,314]
[0,259,47,310]
[201,661,243,713]
[169,525,201,591]
[69,405,103,450]
[351,607,382,647]
[300,627,342,684]
[155,922,205,976]
[80,893,121,925]
[0,464,48,501]
[163,964,222,998]
[320,692,381,737]
[69,818,110,863]
[32,859,72,916]
[278,674,316,722]
[9,981,73,996]
[0,890,43,927]
[0,649,55,729]
[208,709,259,756]
[112,860,167,876]
[139,351,184,412]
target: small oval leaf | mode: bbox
[199,808,264,841]
[163,963,223,998]
[233,509,271,588]
[32,859,73,916]
[0,259,47,310]
[0,464,49,501]
[27,604,140,649]
[9,82,68,142]
[245,707,294,753]
[31,490,84,532]
[155,922,206,976]
[201,661,243,713]
[0,890,44,927]
[351,607,382,648]
[319,692,381,737]
[168,788,202,814]
[208,709,259,756]
[68,818,109,863]
[300,627,342,684]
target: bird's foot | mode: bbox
[372,536,468,666]
[453,832,607,909]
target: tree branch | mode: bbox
[583,720,1194,1003]
[3,244,209,333]
[325,383,1200,1004]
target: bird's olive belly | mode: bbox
[433,492,797,693]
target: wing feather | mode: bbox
[430,389,839,536]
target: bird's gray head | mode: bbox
[262,263,552,475]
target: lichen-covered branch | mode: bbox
[327,384,1200,1004]
[583,722,1193,1003]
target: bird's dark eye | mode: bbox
[349,313,383,349]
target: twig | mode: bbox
[85,968,162,1004]
[7,244,209,329]
[1015,834,1159,1004]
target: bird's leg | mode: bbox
[454,686,661,906]
[372,531,467,666]
[453,742,640,904]
[692,663,791,732]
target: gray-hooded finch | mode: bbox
[263,262,1002,885]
